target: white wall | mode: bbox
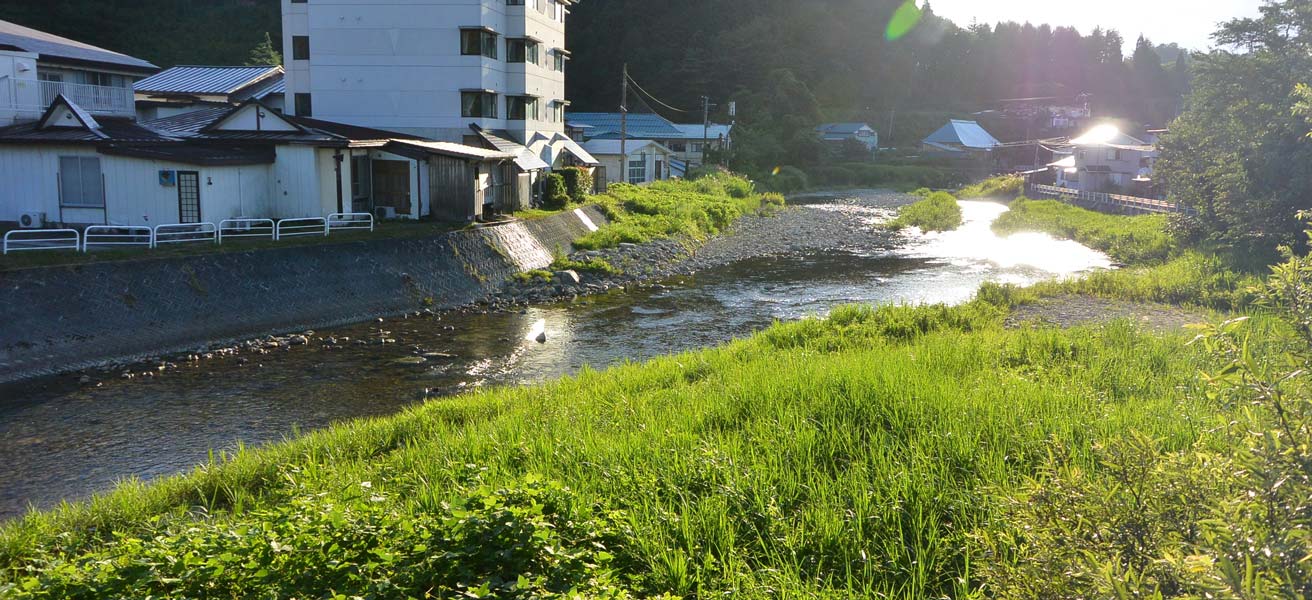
[0,50,40,125]
[593,147,672,186]
[282,0,567,148]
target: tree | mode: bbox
[1157,0,1312,251]
[246,32,282,67]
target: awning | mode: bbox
[476,128,550,171]
[386,139,514,161]
[553,133,599,166]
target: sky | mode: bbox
[927,0,1265,51]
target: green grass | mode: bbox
[993,198,1176,264]
[0,297,1238,598]
[957,174,1024,200]
[888,191,964,232]
[574,175,784,251]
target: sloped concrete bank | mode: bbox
[0,207,609,384]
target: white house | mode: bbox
[1065,124,1157,195]
[0,19,157,126]
[281,0,573,168]
[816,123,878,152]
[135,65,286,121]
[580,139,674,189]
[566,112,728,175]
[0,95,517,227]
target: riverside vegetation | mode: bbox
[4,183,1312,597]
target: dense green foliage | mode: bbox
[574,175,782,250]
[993,198,1175,264]
[958,175,1025,201]
[559,167,595,205]
[0,296,1227,598]
[542,174,571,211]
[889,191,963,232]
[1157,0,1312,251]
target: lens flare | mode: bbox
[885,1,923,41]
[772,166,782,176]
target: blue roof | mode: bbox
[816,122,873,135]
[566,112,683,140]
[923,120,1000,149]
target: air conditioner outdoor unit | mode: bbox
[374,206,397,220]
[18,212,45,229]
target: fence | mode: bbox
[5,215,385,257]
[1028,184,1181,215]
[3,229,80,255]
[328,213,375,234]
[219,218,276,243]
[276,217,328,239]
[154,223,218,247]
[83,225,152,252]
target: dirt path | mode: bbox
[1005,294,1212,332]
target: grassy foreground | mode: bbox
[0,295,1233,598]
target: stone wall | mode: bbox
[0,206,608,383]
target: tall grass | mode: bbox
[0,298,1230,598]
[574,174,783,250]
[957,174,1024,200]
[993,198,1175,264]
[888,191,964,232]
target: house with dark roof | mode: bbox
[0,95,518,227]
[921,120,1001,157]
[135,65,286,121]
[0,19,157,125]
[815,123,879,152]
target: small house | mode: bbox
[1067,124,1157,195]
[815,123,879,152]
[579,139,674,190]
[921,120,1001,157]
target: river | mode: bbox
[0,192,1111,519]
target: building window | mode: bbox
[507,39,539,64]
[351,154,371,199]
[291,0,307,3]
[667,141,686,153]
[1106,149,1122,161]
[461,91,497,118]
[689,142,704,153]
[295,93,313,117]
[58,156,104,208]
[552,50,566,72]
[292,36,310,60]
[547,101,565,123]
[628,154,646,184]
[461,28,498,59]
[507,96,538,120]
[535,0,546,13]
[506,0,524,4]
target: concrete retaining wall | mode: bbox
[0,206,608,383]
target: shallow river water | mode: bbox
[0,193,1111,519]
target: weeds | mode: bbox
[889,191,964,232]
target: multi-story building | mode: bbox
[0,19,157,126]
[281,0,574,163]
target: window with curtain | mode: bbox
[461,91,497,118]
[461,29,498,59]
[58,156,104,208]
[507,96,538,120]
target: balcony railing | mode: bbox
[38,80,135,116]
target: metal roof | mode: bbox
[476,128,550,170]
[672,123,732,140]
[567,112,683,140]
[816,123,873,135]
[551,133,599,166]
[0,19,157,74]
[923,120,1000,149]
[389,139,514,161]
[136,65,282,96]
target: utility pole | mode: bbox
[620,63,628,161]
[701,95,714,168]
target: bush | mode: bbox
[559,167,594,204]
[888,191,963,232]
[758,165,809,194]
[543,173,570,210]
[958,174,1024,200]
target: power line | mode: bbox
[625,73,695,114]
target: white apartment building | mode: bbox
[281,0,572,158]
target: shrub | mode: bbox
[543,173,570,210]
[888,191,963,232]
[759,166,809,194]
[723,177,754,199]
[957,174,1024,200]
[559,167,594,204]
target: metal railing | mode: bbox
[276,217,328,239]
[3,229,80,254]
[83,225,152,252]
[38,80,135,115]
[153,222,218,247]
[1028,184,1181,214]
[327,212,375,234]
[218,218,276,243]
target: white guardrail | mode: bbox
[327,213,375,234]
[219,218,276,243]
[3,229,80,254]
[154,222,218,247]
[83,225,153,252]
[276,217,328,239]
[4,215,385,257]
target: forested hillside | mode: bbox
[2,1,1190,147]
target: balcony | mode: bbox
[0,78,136,120]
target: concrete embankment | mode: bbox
[0,207,609,384]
